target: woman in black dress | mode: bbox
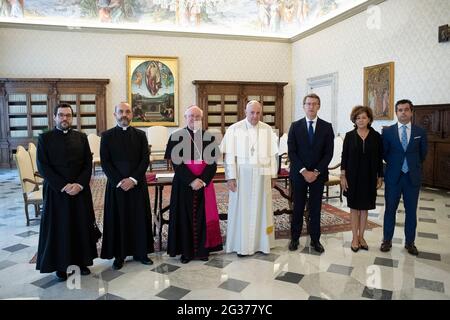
[341,106,383,252]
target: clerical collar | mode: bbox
[245,118,258,128]
[56,127,70,134]
[117,125,130,131]
[186,126,200,134]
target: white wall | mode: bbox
[292,0,450,135]
[0,27,292,133]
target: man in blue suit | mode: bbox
[287,93,334,254]
[380,99,428,255]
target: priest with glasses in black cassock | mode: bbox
[36,103,99,281]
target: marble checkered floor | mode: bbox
[1,168,449,300]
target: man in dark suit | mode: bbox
[380,99,428,255]
[287,93,334,254]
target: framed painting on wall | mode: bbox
[127,55,178,126]
[363,62,394,120]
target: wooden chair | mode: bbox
[324,135,344,202]
[15,145,43,226]
[27,142,43,183]
[87,133,101,175]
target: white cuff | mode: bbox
[129,177,138,185]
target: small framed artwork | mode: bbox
[127,55,179,126]
[363,62,394,120]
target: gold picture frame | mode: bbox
[127,55,179,126]
[363,62,394,120]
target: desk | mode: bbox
[148,172,293,251]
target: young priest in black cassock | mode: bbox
[100,102,154,270]
[164,105,223,264]
[36,103,98,281]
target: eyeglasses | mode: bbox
[57,113,73,118]
[304,102,319,107]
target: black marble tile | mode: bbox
[376,203,384,206]
[308,296,327,300]
[15,230,39,238]
[2,243,29,252]
[419,198,434,201]
[94,269,125,282]
[417,232,438,239]
[253,252,279,262]
[417,251,441,261]
[415,278,445,293]
[362,287,393,300]
[418,218,436,223]
[150,263,180,274]
[97,293,126,300]
[395,222,405,227]
[300,246,322,256]
[327,264,354,276]
[156,285,190,300]
[204,258,233,269]
[31,275,60,289]
[374,257,398,268]
[419,207,435,211]
[275,271,304,284]
[218,278,250,293]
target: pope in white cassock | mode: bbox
[220,100,279,256]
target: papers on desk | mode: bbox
[155,173,175,179]
[216,167,225,173]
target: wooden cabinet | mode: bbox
[193,80,287,134]
[413,104,450,189]
[0,78,109,168]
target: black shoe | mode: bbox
[405,243,419,256]
[310,240,325,253]
[237,254,248,258]
[55,271,67,281]
[359,239,369,251]
[288,239,299,251]
[134,256,154,265]
[141,257,154,265]
[351,244,360,253]
[112,258,124,270]
[80,266,91,275]
[180,255,191,264]
[200,257,209,261]
[380,240,392,252]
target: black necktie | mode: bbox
[308,120,314,144]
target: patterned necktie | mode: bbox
[401,124,409,173]
[308,120,314,144]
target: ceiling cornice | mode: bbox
[0,0,386,44]
[290,0,386,43]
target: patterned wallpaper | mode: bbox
[292,0,450,135]
[0,27,292,132]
